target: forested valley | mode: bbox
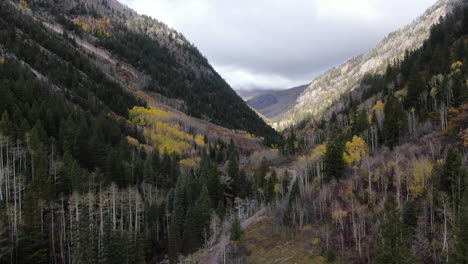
[227,2,468,263]
[0,0,468,263]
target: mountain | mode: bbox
[1,0,467,263]
[244,85,308,120]
[196,1,468,263]
[0,0,284,263]
[274,0,459,130]
[28,0,280,145]
[236,89,277,101]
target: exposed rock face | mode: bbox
[275,0,460,130]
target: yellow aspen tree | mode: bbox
[343,136,368,170]
[409,158,433,199]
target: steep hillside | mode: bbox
[28,0,281,145]
[0,1,283,263]
[245,85,308,120]
[275,0,459,130]
[216,1,468,263]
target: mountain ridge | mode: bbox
[245,84,308,120]
[275,0,460,130]
[29,0,281,144]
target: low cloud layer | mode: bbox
[120,0,437,90]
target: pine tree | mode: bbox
[63,150,83,193]
[286,130,296,155]
[182,206,198,253]
[323,133,345,182]
[0,207,11,262]
[406,67,425,107]
[255,157,269,188]
[350,108,369,137]
[230,216,242,242]
[441,148,465,205]
[17,193,49,264]
[143,152,155,185]
[192,185,212,250]
[264,170,277,203]
[376,195,416,264]
[451,188,468,263]
[228,152,240,197]
[383,95,405,150]
[199,156,223,207]
[403,199,417,236]
[100,224,126,264]
[0,111,15,138]
[168,183,185,263]
[28,121,52,199]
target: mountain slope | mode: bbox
[245,85,308,120]
[275,0,459,130]
[0,1,283,263]
[29,0,281,145]
[214,1,468,263]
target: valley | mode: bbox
[0,0,467,263]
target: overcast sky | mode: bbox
[119,0,437,90]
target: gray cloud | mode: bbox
[120,0,437,90]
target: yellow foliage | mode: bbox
[343,136,368,167]
[372,100,385,112]
[311,237,321,246]
[451,61,463,72]
[179,158,200,168]
[0,57,5,64]
[126,136,139,146]
[149,132,191,154]
[310,144,326,160]
[129,106,202,154]
[234,130,255,138]
[73,16,112,36]
[194,134,205,147]
[430,87,438,97]
[129,106,169,126]
[274,183,281,193]
[146,122,193,154]
[156,122,192,141]
[408,158,433,199]
[14,0,31,11]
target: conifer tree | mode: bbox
[18,193,49,264]
[0,111,15,138]
[383,95,405,150]
[28,121,51,199]
[228,152,240,196]
[230,216,242,242]
[264,170,278,203]
[194,185,212,246]
[255,157,269,188]
[376,195,416,264]
[182,206,197,253]
[406,68,425,107]
[323,133,345,182]
[403,199,417,236]
[441,148,465,204]
[168,183,186,263]
[0,207,11,262]
[350,108,369,137]
[451,188,468,263]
